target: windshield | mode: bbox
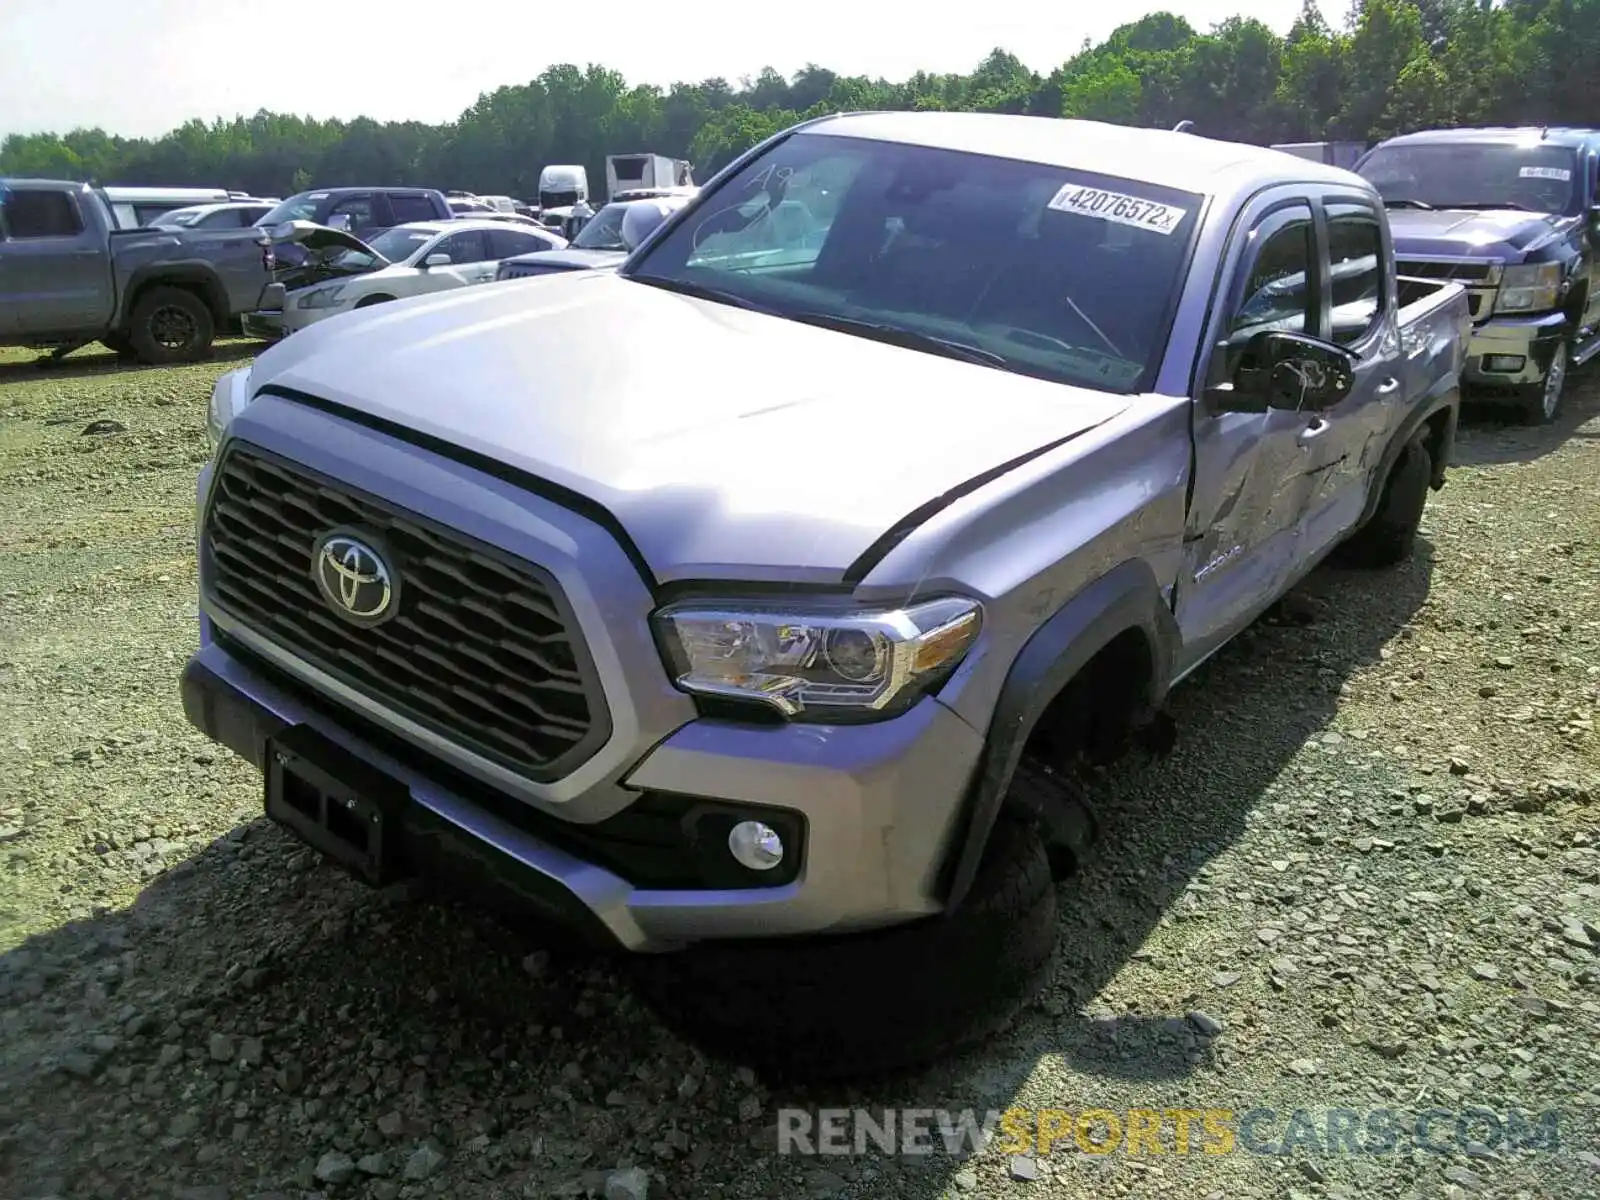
[573,203,628,250]
[256,191,324,227]
[332,226,434,269]
[626,131,1201,394]
[1359,142,1582,215]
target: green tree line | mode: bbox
[3,1,1596,202]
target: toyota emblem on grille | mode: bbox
[311,531,399,625]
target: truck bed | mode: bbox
[1396,275,1472,419]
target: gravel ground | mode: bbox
[0,342,1597,1200]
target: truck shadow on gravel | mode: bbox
[1451,374,1600,467]
[0,544,1435,1199]
[0,341,260,387]
[750,542,1437,1182]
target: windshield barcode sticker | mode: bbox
[1519,166,1571,181]
[1047,185,1188,235]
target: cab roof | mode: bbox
[1376,126,1600,151]
[800,111,1364,196]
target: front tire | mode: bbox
[1515,338,1569,425]
[128,286,214,365]
[628,817,1057,1083]
[1337,437,1432,568]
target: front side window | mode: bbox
[257,192,325,226]
[1326,215,1383,345]
[4,190,84,238]
[573,203,628,250]
[326,195,375,231]
[1223,214,1315,370]
[1359,142,1582,215]
[432,230,490,264]
[626,131,1203,393]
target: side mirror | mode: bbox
[1219,330,1360,413]
[423,253,451,268]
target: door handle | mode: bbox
[1298,417,1331,443]
[1376,376,1401,395]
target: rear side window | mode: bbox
[1327,214,1384,345]
[198,209,245,228]
[389,194,440,223]
[4,190,84,238]
[487,229,553,258]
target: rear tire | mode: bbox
[128,286,214,365]
[1337,437,1432,568]
[627,817,1057,1084]
[1514,338,1569,425]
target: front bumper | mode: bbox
[183,631,983,951]
[1461,310,1569,393]
[241,310,283,341]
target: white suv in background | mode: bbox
[280,219,566,334]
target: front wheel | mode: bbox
[1515,338,1569,425]
[128,286,214,365]
[627,817,1058,1083]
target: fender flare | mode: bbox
[940,558,1180,910]
[119,261,230,329]
[1358,388,1458,528]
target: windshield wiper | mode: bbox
[628,275,774,312]
[787,312,1012,370]
[1384,198,1435,210]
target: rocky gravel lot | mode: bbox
[0,343,1597,1200]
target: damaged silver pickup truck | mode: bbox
[188,113,1470,1080]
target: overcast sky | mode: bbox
[0,1,1329,141]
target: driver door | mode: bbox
[1173,198,1326,675]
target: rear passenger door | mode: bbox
[1299,196,1404,562]
[1175,196,1326,673]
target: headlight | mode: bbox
[297,285,348,309]
[653,597,982,720]
[1494,262,1563,314]
[207,366,253,452]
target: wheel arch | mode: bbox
[121,264,229,329]
[940,558,1180,911]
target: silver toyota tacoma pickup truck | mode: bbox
[185,112,1470,1080]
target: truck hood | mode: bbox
[267,220,390,264]
[1387,208,1572,263]
[247,272,1132,582]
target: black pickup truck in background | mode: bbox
[1356,126,1600,423]
[0,178,276,365]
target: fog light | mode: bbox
[728,820,784,871]
[1483,354,1526,373]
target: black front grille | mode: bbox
[1397,258,1498,284]
[204,444,610,782]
